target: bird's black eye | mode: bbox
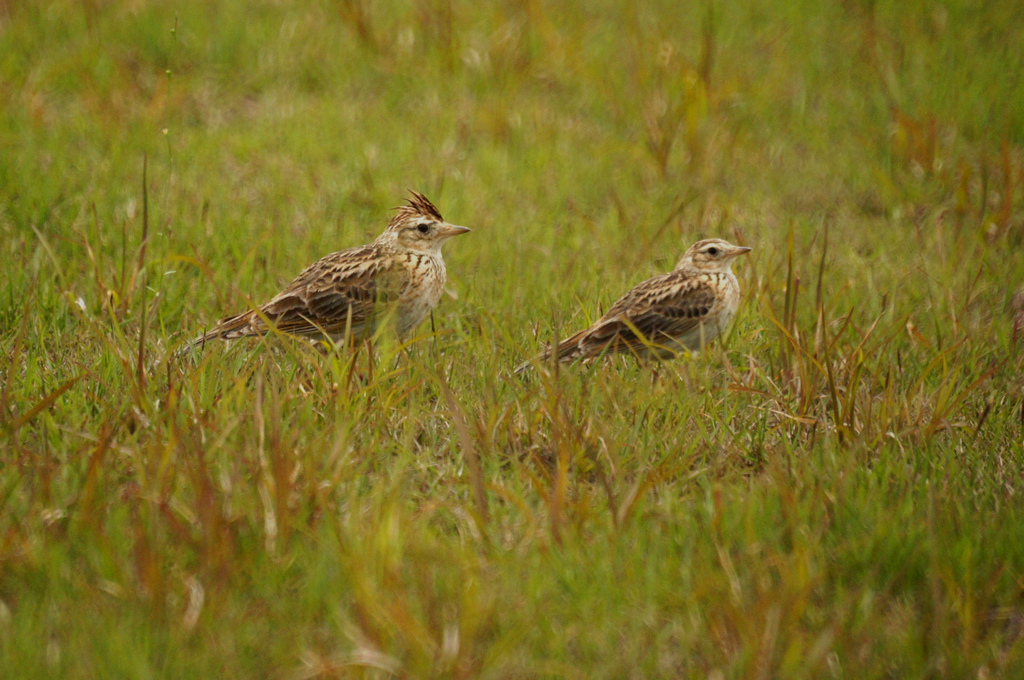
[707,247,719,256]
[417,224,430,233]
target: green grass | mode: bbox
[2,0,1024,677]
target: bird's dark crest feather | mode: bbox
[389,190,444,227]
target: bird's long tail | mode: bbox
[514,329,588,375]
[175,310,261,357]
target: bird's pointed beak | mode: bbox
[731,246,752,257]
[441,224,471,238]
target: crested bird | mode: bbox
[182,191,469,354]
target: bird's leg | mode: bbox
[343,343,360,391]
[364,338,375,384]
[675,353,695,393]
[313,338,332,355]
[394,334,413,371]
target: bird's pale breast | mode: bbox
[673,271,740,353]
[396,253,447,337]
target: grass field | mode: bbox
[2,0,1024,677]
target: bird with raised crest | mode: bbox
[180,191,470,354]
[516,238,751,373]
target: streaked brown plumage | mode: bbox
[182,191,469,353]
[517,238,751,373]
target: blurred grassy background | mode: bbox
[2,0,1023,677]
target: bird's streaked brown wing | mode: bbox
[258,246,401,337]
[575,270,718,358]
[188,245,402,348]
[515,270,718,372]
